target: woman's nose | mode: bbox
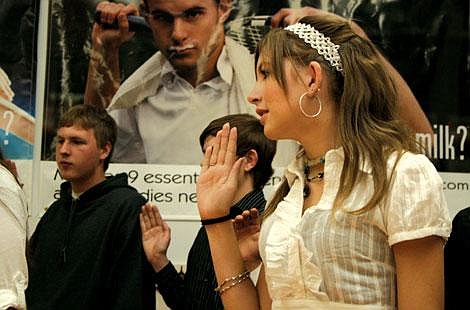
[247,88,260,106]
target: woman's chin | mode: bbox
[263,126,281,141]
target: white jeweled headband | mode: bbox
[284,23,343,73]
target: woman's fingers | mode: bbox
[201,144,213,173]
[216,123,230,164]
[210,130,221,166]
[201,122,238,173]
[212,123,237,167]
[225,126,238,166]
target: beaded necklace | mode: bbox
[303,156,325,198]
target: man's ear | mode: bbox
[243,149,258,172]
[218,0,232,24]
[99,142,112,161]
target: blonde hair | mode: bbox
[260,14,419,218]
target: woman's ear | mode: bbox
[243,149,258,172]
[307,61,323,94]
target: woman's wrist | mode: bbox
[201,213,232,225]
[198,205,231,223]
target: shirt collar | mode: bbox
[159,45,232,89]
[160,60,177,85]
[215,45,233,85]
[285,147,373,185]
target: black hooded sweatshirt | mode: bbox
[26,173,155,310]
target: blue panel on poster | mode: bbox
[0,129,33,159]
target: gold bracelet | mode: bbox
[215,270,249,290]
[214,270,250,295]
[218,272,250,295]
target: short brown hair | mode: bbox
[58,104,116,171]
[199,114,276,189]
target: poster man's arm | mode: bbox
[84,36,121,108]
[84,2,138,108]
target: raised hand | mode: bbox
[139,203,171,272]
[234,209,262,272]
[92,1,138,51]
[196,123,245,220]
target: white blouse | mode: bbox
[0,165,28,310]
[259,148,451,309]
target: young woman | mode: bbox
[0,148,28,310]
[194,12,451,310]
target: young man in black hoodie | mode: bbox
[26,104,155,310]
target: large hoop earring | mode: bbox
[299,92,322,118]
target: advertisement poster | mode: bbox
[0,0,38,159]
[37,0,469,222]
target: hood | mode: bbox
[59,173,131,210]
